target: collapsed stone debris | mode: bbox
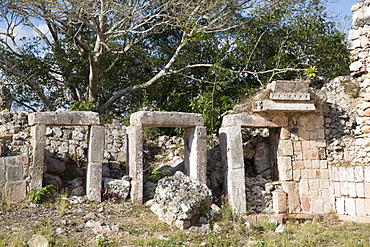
[148,171,212,230]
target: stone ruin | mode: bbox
[2,0,370,227]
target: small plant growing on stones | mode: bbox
[148,170,170,196]
[29,185,55,204]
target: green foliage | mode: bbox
[29,185,55,204]
[69,100,96,111]
[304,66,318,81]
[148,170,170,182]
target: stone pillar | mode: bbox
[272,191,287,214]
[128,125,143,204]
[30,124,46,190]
[86,125,104,202]
[219,125,246,214]
[184,126,207,184]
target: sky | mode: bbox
[326,0,359,33]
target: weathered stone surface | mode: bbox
[5,180,27,202]
[272,191,287,214]
[254,100,316,112]
[184,126,207,184]
[130,111,204,127]
[128,125,144,204]
[243,147,255,159]
[86,163,102,202]
[222,113,288,128]
[27,234,49,247]
[150,171,212,229]
[270,93,310,101]
[45,157,66,174]
[43,174,62,188]
[28,111,100,126]
[270,80,310,93]
[254,142,271,174]
[105,179,130,200]
[31,124,46,190]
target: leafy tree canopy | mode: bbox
[0,0,349,133]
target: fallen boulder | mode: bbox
[150,171,212,229]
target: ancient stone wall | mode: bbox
[0,111,127,199]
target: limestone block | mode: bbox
[365,183,370,198]
[282,181,300,213]
[272,191,287,214]
[128,125,144,204]
[301,196,311,213]
[346,198,356,216]
[184,126,207,184]
[311,200,324,214]
[219,126,243,170]
[356,199,366,217]
[269,92,310,101]
[329,166,339,182]
[321,178,330,189]
[334,182,341,197]
[336,197,345,215]
[299,179,309,196]
[350,61,362,72]
[45,157,65,174]
[226,168,246,214]
[348,167,355,182]
[364,166,370,182]
[86,163,102,202]
[355,166,364,182]
[29,111,99,126]
[6,164,23,181]
[339,166,347,181]
[130,111,203,127]
[221,113,288,128]
[270,80,310,93]
[278,140,293,156]
[5,180,27,202]
[277,156,292,181]
[254,100,315,112]
[349,183,357,198]
[309,178,319,191]
[356,183,365,198]
[320,160,328,169]
[348,30,360,40]
[365,199,370,216]
[302,141,310,150]
[311,160,320,169]
[30,124,46,190]
[280,127,290,140]
[88,125,105,163]
[341,182,349,196]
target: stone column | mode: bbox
[184,126,207,184]
[30,124,46,191]
[128,125,144,204]
[86,125,104,202]
[219,125,246,214]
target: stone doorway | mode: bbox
[28,111,104,202]
[127,111,207,204]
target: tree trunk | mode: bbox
[88,53,100,103]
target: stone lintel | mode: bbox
[130,111,204,127]
[254,100,316,112]
[221,113,288,128]
[28,111,100,126]
[270,92,310,101]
